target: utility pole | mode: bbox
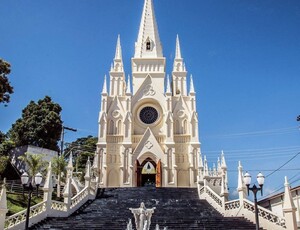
[60,125,77,156]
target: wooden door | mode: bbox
[156,159,162,187]
[135,160,141,187]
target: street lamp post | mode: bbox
[60,125,77,156]
[243,172,265,230]
[21,172,43,230]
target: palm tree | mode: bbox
[51,155,67,198]
[18,152,47,185]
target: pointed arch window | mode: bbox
[183,119,188,134]
[117,119,122,135]
[109,120,114,135]
[175,120,180,134]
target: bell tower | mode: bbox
[131,0,166,94]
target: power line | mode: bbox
[260,172,300,200]
[227,168,300,172]
[265,151,300,178]
[204,126,298,139]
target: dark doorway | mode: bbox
[137,158,156,187]
[142,174,156,187]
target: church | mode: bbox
[94,0,201,188]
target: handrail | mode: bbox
[5,201,46,229]
[243,199,286,228]
[70,187,89,209]
[51,200,67,211]
[224,199,240,211]
[205,185,223,208]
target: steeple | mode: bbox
[134,0,163,58]
[115,34,122,60]
[112,35,124,72]
[175,34,182,59]
[173,35,185,72]
[110,35,126,96]
[172,35,187,95]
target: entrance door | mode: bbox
[156,159,162,187]
[136,158,162,187]
[135,160,141,187]
[138,158,156,187]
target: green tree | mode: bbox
[64,136,97,179]
[0,132,15,175]
[9,96,62,151]
[0,131,5,143]
[0,59,13,105]
[51,155,67,198]
[18,152,47,184]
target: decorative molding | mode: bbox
[144,141,153,150]
[143,85,155,96]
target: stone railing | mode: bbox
[199,184,287,230]
[205,186,223,208]
[199,185,224,214]
[225,199,240,211]
[243,199,286,229]
[70,187,89,209]
[5,201,46,230]
[1,157,98,230]
[51,200,67,211]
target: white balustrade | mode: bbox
[5,201,46,229]
[51,201,67,211]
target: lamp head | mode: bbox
[257,172,265,186]
[35,172,43,186]
[243,172,251,186]
[21,172,29,185]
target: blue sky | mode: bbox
[1,0,300,199]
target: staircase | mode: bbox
[31,187,258,230]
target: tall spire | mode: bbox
[115,34,122,60]
[175,34,182,59]
[134,0,163,58]
[173,35,185,72]
[112,35,124,72]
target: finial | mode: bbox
[284,176,288,185]
[166,74,171,94]
[102,75,107,94]
[126,75,131,94]
[221,150,227,169]
[189,74,195,94]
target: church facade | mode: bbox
[94,0,201,188]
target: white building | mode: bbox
[94,0,201,188]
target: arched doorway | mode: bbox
[136,157,161,187]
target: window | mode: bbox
[139,106,158,124]
[146,41,151,50]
